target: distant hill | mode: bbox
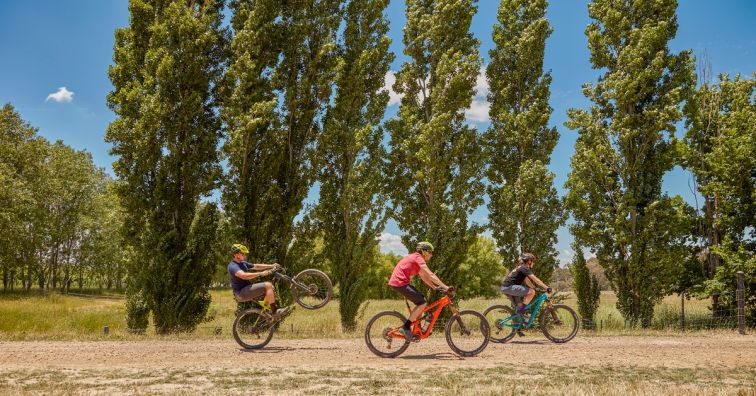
[552,257,612,292]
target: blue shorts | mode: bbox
[500,284,530,304]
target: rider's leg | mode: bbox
[263,282,275,305]
[522,288,535,306]
[408,303,427,323]
[262,281,281,312]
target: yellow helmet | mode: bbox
[231,244,249,255]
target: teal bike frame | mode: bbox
[496,292,549,330]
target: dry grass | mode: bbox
[1,365,754,395]
[0,289,739,341]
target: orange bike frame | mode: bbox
[389,294,457,341]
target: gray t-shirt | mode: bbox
[502,264,533,287]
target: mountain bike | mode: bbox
[364,286,490,358]
[483,288,578,344]
[232,265,332,349]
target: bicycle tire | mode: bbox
[364,310,411,358]
[483,304,518,343]
[445,310,490,357]
[232,308,276,350]
[290,269,333,310]
[540,304,579,343]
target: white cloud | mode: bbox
[378,232,408,255]
[465,67,490,123]
[465,98,490,123]
[473,67,489,97]
[46,87,74,103]
[383,71,403,106]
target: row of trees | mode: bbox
[106,0,752,333]
[105,0,566,332]
[566,0,754,327]
[0,104,126,292]
[1,0,742,333]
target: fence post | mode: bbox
[680,292,686,331]
[737,271,745,335]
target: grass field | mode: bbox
[0,289,738,340]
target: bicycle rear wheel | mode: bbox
[290,269,333,309]
[483,304,517,343]
[364,311,410,358]
[540,304,578,343]
[445,310,490,357]
[232,308,276,350]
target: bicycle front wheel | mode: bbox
[364,311,410,358]
[483,304,517,343]
[445,310,490,357]
[290,269,333,309]
[540,304,578,343]
[232,308,276,350]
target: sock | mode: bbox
[518,305,526,314]
[403,320,412,330]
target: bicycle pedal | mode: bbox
[516,330,525,337]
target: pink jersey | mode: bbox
[388,252,426,287]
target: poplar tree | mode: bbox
[313,0,394,331]
[106,0,225,333]
[484,0,564,282]
[569,244,600,329]
[683,73,755,322]
[564,0,695,326]
[386,0,483,288]
[222,0,341,268]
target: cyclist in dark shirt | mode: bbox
[227,243,291,318]
[501,253,552,316]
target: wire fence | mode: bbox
[580,271,751,333]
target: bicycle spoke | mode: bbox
[364,311,410,358]
[445,310,489,357]
[540,305,578,343]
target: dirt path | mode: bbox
[2,335,754,394]
[2,334,754,370]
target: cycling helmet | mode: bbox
[416,241,434,253]
[231,243,249,255]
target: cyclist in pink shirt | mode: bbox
[388,241,449,340]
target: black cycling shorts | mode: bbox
[390,284,426,306]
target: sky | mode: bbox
[1,0,754,264]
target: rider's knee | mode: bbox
[527,289,535,296]
[264,282,273,290]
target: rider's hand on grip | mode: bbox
[546,287,553,294]
[434,285,447,293]
[259,270,272,277]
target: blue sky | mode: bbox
[1,0,754,263]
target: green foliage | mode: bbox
[570,246,600,329]
[457,235,504,298]
[106,0,226,333]
[565,0,696,327]
[706,240,756,326]
[386,0,484,289]
[484,0,565,283]
[682,72,754,317]
[0,104,125,292]
[221,0,341,270]
[312,0,394,331]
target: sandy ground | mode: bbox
[2,334,754,370]
[2,335,755,394]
